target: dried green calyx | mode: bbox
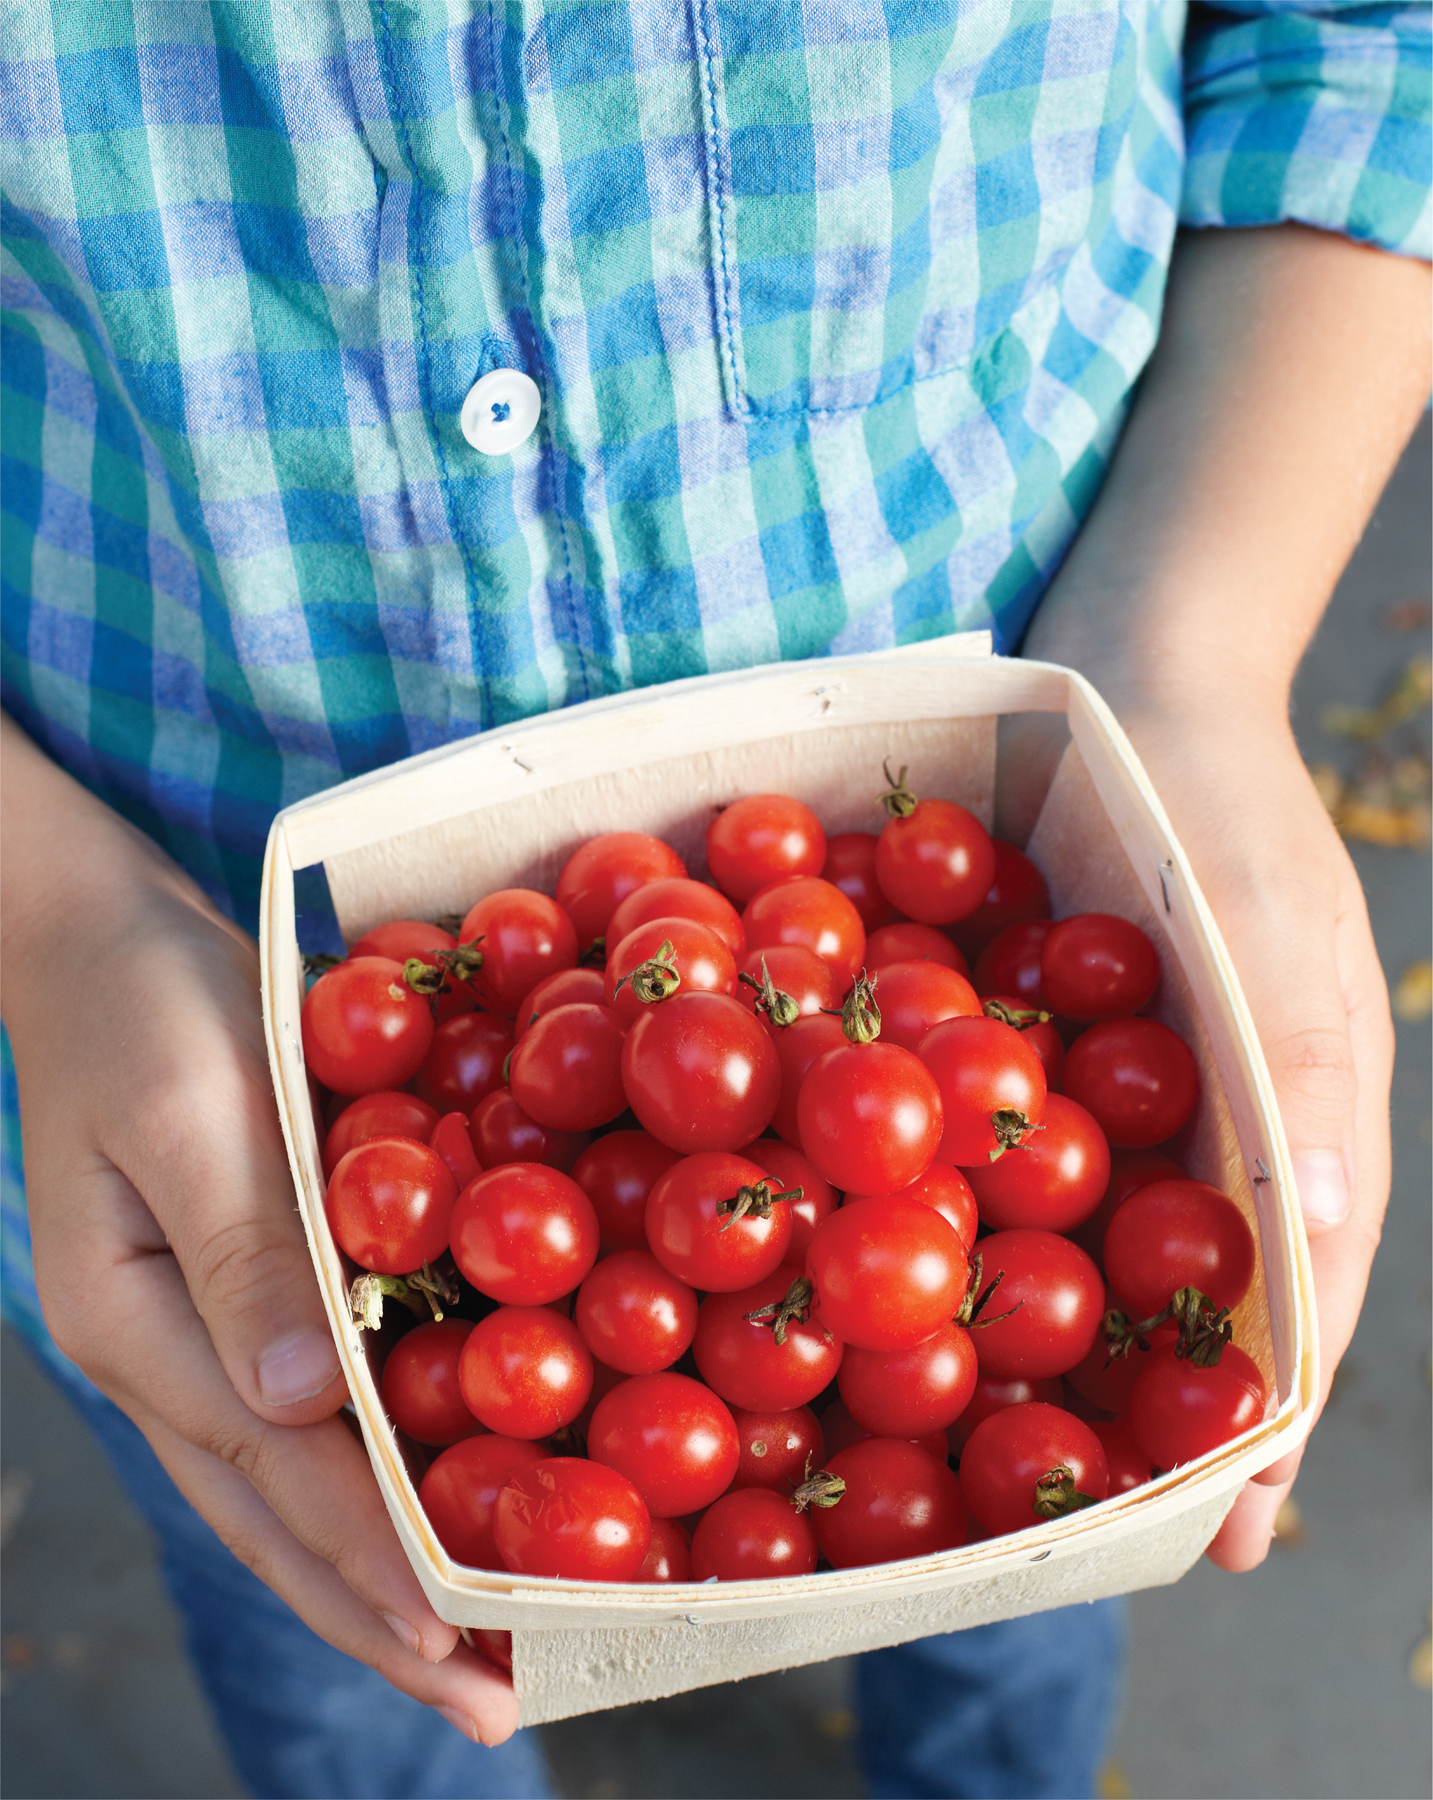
[1098,1306,1147,1367]
[837,969,882,1044]
[1031,1465,1099,1519]
[402,937,485,998]
[303,951,343,977]
[953,1252,1022,1330]
[744,1274,815,1346]
[715,1180,803,1232]
[614,938,682,1005]
[791,1454,847,1512]
[1136,1286,1235,1368]
[739,956,801,1028]
[878,760,919,819]
[987,1106,1041,1162]
[982,999,1053,1031]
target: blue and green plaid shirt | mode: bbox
[1,0,1429,1365]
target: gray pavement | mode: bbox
[3,419,1429,1800]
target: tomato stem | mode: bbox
[791,1453,847,1512]
[738,956,801,1027]
[303,951,343,977]
[614,938,682,1005]
[1136,1286,1235,1366]
[954,1252,1023,1330]
[348,1272,426,1332]
[1098,1306,1149,1366]
[877,760,919,820]
[981,999,1053,1030]
[406,1256,461,1323]
[986,1107,1041,1162]
[743,1274,815,1345]
[1031,1465,1098,1519]
[830,969,881,1044]
[715,1180,803,1232]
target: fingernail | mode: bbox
[257,1328,341,1405]
[436,1705,482,1744]
[1291,1151,1351,1227]
[383,1613,421,1655]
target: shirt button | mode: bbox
[460,369,542,454]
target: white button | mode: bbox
[460,368,542,454]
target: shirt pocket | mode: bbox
[695,0,1140,418]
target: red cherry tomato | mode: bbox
[639,1517,693,1582]
[414,1012,514,1113]
[468,1088,589,1173]
[734,1139,838,1261]
[644,1150,793,1291]
[707,794,827,904]
[1102,1179,1256,1319]
[302,956,435,1095]
[458,889,578,1015]
[1064,1296,1179,1414]
[863,922,965,974]
[380,1319,483,1447]
[968,1229,1104,1379]
[734,945,839,1024]
[418,1434,547,1568]
[971,920,1052,1006]
[918,1015,1047,1166]
[742,877,866,985]
[811,1439,966,1568]
[349,919,455,964]
[555,831,687,948]
[838,1321,978,1438]
[959,1403,1109,1537]
[493,1458,651,1580]
[980,994,1065,1088]
[571,1130,683,1254]
[1040,913,1160,1021]
[607,878,746,960]
[691,1265,844,1411]
[818,1398,949,1466]
[621,992,780,1153]
[870,960,981,1052]
[950,840,1051,961]
[323,1090,439,1179]
[605,917,736,1027]
[514,966,607,1040]
[325,1137,458,1275]
[769,1011,848,1146]
[574,1250,699,1375]
[806,1197,966,1352]
[473,1629,514,1669]
[797,1041,944,1195]
[430,1111,483,1190]
[1089,1419,1153,1494]
[1061,1018,1199,1148]
[728,1405,826,1492]
[846,1163,978,1255]
[508,1002,628,1131]
[691,1488,818,1580]
[1128,1342,1267,1468]
[962,1093,1110,1233]
[574,1358,629,1438]
[588,1372,740,1517]
[875,794,995,926]
[449,1164,599,1305]
[458,1306,593,1437]
[821,831,897,931]
[1070,1147,1186,1267]
[946,1373,1063,1455]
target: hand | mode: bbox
[0,715,520,1745]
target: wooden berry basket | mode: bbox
[259,635,1317,1725]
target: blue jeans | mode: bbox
[37,1349,1123,1800]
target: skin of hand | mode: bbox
[0,712,520,1747]
[1018,223,1432,1568]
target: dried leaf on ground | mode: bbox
[1381,598,1433,633]
[1322,657,1432,742]
[1410,1633,1432,1691]
[1392,962,1433,1023]
[1308,751,1431,849]
[1272,1495,1307,1548]
[1098,1761,1134,1799]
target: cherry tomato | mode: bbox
[728,1405,825,1492]
[571,1130,683,1254]
[474,1629,514,1669]
[458,1306,593,1437]
[418,1434,547,1568]
[494,1458,651,1580]
[734,1138,838,1261]
[414,1012,514,1113]
[639,1517,693,1582]
[325,1137,458,1274]
[449,1164,599,1304]
[574,1250,698,1375]
[846,1163,978,1255]
[468,1088,590,1173]
[865,922,968,975]
[1102,1179,1256,1318]
[818,1398,949,1466]
[607,877,746,960]
[870,960,981,1052]
[918,1015,1047,1166]
[644,1150,793,1291]
[1040,913,1159,1021]
[508,1002,628,1131]
[302,956,435,1095]
[875,791,995,926]
[838,1321,978,1438]
[458,889,579,1015]
[821,831,897,931]
[1061,1018,1199,1148]
[946,1373,1063,1455]
[734,945,839,1025]
[430,1111,483,1189]
[605,917,736,1026]
[741,876,867,988]
[797,1041,944,1194]
[1089,1420,1153,1494]
[349,919,455,964]
[1128,1342,1267,1468]
[555,831,687,947]
[692,1265,844,1411]
[806,1197,966,1352]
[1070,1147,1186,1267]
[968,1229,1104,1379]
[621,992,780,1153]
[574,1357,629,1438]
[514,966,607,1040]
[950,840,1051,961]
[588,1372,740,1517]
[980,994,1065,1088]
[971,920,1052,1006]
[769,1010,848,1146]
[691,1488,818,1580]
[323,1090,438,1179]
[380,1319,483,1447]
[707,794,827,904]
[962,1093,1110,1233]
[959,1403,1109,1537]
[1064,1298,1179,1414]
[811,1439,966,1568]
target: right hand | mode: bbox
[1,714,520,1746]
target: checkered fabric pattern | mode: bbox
[0,0,1428,1365]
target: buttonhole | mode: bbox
[491,401,511,423]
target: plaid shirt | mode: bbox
[0,0,1429,1364]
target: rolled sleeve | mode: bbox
[1181,2,1432,258]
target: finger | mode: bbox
[133,1407,521,1745]
[1205,1472,1294,1572]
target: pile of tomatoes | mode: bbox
[302,776,1266,1587]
